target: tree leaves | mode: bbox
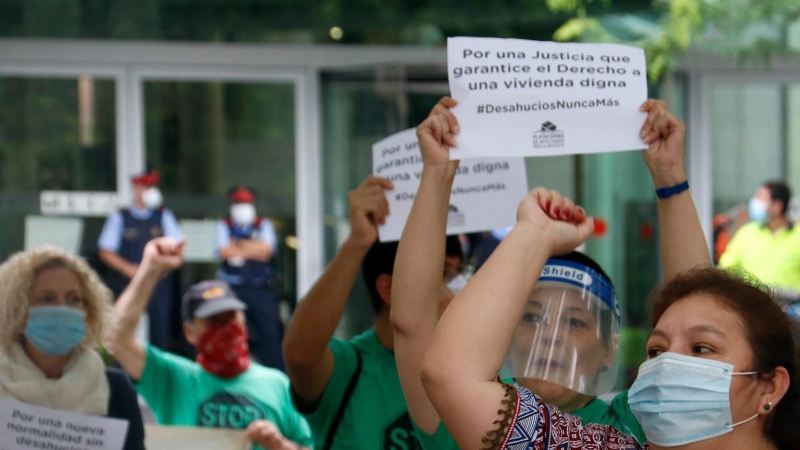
[550,0,800,83]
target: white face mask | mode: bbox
[230,203,257,226]
[748,198,769,223]
[142,187,163,209]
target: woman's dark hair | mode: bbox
[552,251,614,290]
[650,267,800,449]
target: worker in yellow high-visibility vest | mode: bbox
[720,180,800,292]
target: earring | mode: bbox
[764,402,773,412]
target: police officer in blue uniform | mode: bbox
[98,170,183,350]
[215,186,283,370]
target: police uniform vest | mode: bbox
[221,218,276,287]
[120,208,164,263]
[108,208,165,296]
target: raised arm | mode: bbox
[391,97,460,433]
[283,176,392,406]
[421,188,593,449]
[640,99,711,279]
[103,238,184,380]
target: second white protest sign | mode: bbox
[447,37,648,159]
[373,128,527,242]
[0,400,129,450]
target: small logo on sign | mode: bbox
[448,204,466,227]
[533,121,566,149]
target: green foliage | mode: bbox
[0,0,580,45]
[550,0,800,82]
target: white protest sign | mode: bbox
[145,425,249,450]
[0,400,129,450]
[373,128,528,242]
[447,37,648,158]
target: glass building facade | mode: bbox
[2,0,799,387]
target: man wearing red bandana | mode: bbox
[104,238,312,449]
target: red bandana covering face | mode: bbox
[196,320,251,378]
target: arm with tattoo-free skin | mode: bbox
[640,99,711,278]
[103,238,184,380]
[391,97,460,433]
[282,176,393,407]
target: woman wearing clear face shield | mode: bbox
[418,101,800,449]
[391,97,644,450]
[0,247,145,450]
[504,250,637,431]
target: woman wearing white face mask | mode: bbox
[0,247,145,450]
[419,102,800,449]
[97,170,184,350]
[215,186,283,370]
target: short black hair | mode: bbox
[550,250,614,290]
[362,237,466,313]
[445,235,464,262]
[763,180,791,215]
[362,241,399,313]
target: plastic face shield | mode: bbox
[504,259,621,396]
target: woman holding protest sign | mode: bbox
[417,100,800,449]
[391,96,644,450]
[0,247,145,450]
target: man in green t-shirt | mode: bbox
[283,176,463,450]
[105,238,313,450]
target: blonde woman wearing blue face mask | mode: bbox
[420,101,800,450]
[0,247,145,450]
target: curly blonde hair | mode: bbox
[0,246,112,351]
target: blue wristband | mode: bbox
[655,181,689,199]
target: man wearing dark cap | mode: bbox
[215,186,283,370]
[105,237,312,449]
[98,170,183,350]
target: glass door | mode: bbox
[0,75,118,260]
[141,77,299,356]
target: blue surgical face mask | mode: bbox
[628,352,759,447]
[748,198,769,223]
[24,306,86,356]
